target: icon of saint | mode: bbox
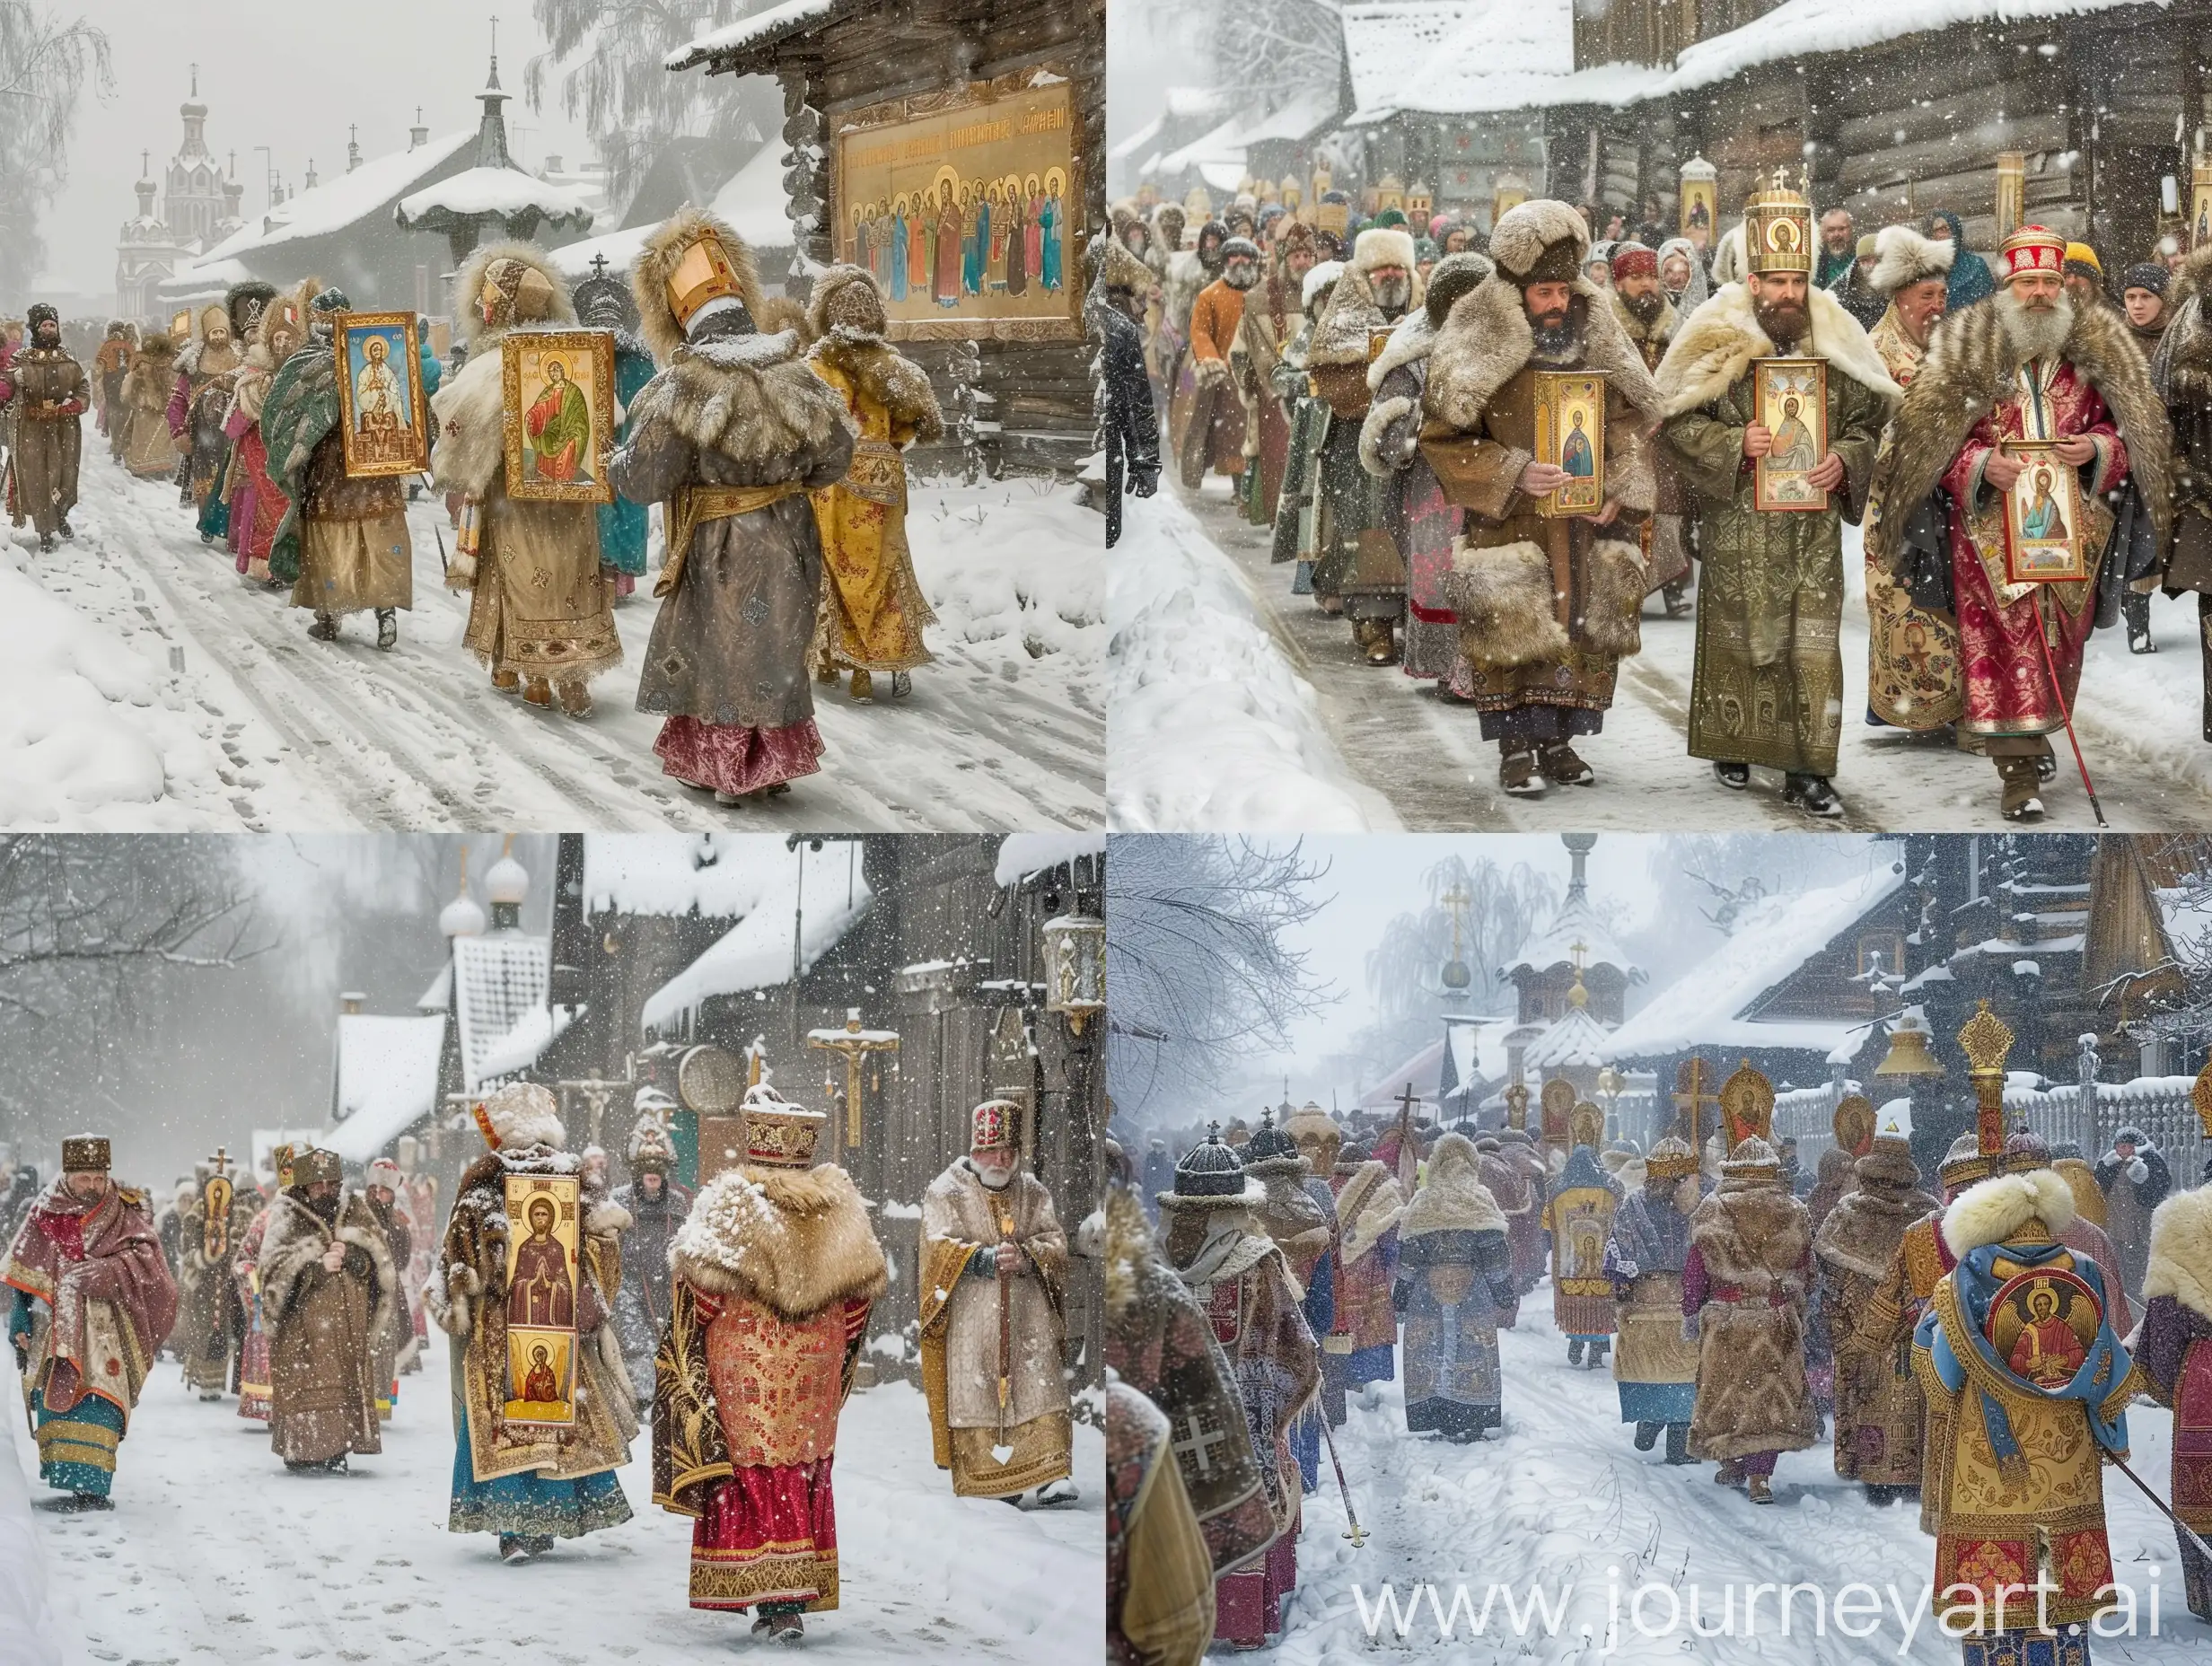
[506,1196,575,1327]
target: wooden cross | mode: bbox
[1172,1412,1227,1477]
[589,252,611,280]
[807,1009,900,1149]
[207,1146,232,1179]
[1673,1057,1720,1152]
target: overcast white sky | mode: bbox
[46,1,598,299]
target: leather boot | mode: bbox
[1500,749,1544,796]
[1997,755,2044,820]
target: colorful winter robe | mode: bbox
[2136,1183,2212,1618]
[1865,303,1963,728]
[174,1179,258,1396]
[1605,1179,1700,1426]
[258,1188,393,1464]
[1361,310,1467,687]
[4,1179,178,1498]
[1328,1159,1403,1386]
[1,345,87,540]
[1682,1170,1818,1464]
[918,1159,1072,1498]
[1548,1145,1621,1341]
[1395,1133,1516,1439]
[655,1163,886,1612]
[1813,1143,1937,1486]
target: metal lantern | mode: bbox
[1874,1007,1947,1080]
[1042,911,1106,1035]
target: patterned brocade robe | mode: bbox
[1813,1150,1938,1486]
[917,1160,1073,1498]
[1659,285,1897,776]
[2135,1184,2212,1618]
[258,1189,393,1465]
[1865,306,1966,729]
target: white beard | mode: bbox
[1997,287,2076,364]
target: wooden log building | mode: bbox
[669,0,1105,477]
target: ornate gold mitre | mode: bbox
[1958,999,2015,1158]
[1744,169,1814,276]
[740,1087,826,1168]
[60,1136,110,1173]
[665,230,747,331]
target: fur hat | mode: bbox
[1869,224,1955,295]
[1092,232,1153,294]
[453,242,573,352]
[632,205,766,363]
[1353,225,1418,276]
[365,1157,402,1191]
[1424,250,1494,329]
[1302,259,1346,313]
[25,303,57,331]
[472,1082,566,1153]
[1610,242,1658,281]
[1721,1135,1781,1179]
[224,281,278,341]
[805,263,885,338]
[1221,235,1262,266]
[1490,198,1589,285]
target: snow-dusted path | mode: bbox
[18,447,1102,831]
[16,1328,1100,1664]
[1181,476,2212,832]
[1268,1294,2204,1662]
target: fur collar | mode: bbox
[1942,1168,2076,1258]
[668,1164,888,1320]
[2142,1184,2212,1320]
[1425,273,1665,434]
[1871,291,2172,561]
[1609,287,1679,355]
[1307,266,1391,368]
[628,338,856,480]
[1655,281,1902,419]
[427,348,507,497]
[259,1189,398,1346]
[1336,1162,1405,1263]
[632,206,763,363]
[1368,309,1436,390]
[1400,1133,1506,1239]
[808,333,945,439]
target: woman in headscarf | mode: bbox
[1393,1132,1518,1442]
[1921,210,1997,309]
[1656,237,1708,312]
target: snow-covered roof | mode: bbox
[1152,116,1248,183]
[474,1003,576,1085]
[1358,1035,1446,1111]
[1110,115,1166,164]
[582,834,794,918]
[327,1013,448,1165]
[548,145,793,282]
[396,167,597,227]
[452,932,552,1092]
[1166,86,1233,118]
[156,257,254,299]
[1606,864,1910,1061]
[1350,0,1574,120]
[1505,891,1642,982]
[668,0,838,70]
[1523,1004,1616,1070]
[417,962,452,1013]
[198,130,473,263]
[994,832,1106,888]
[641,841,874,1033]
[1441,1014,1514,1101]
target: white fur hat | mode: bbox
[365,1157,402,1190]
[1869,224,1956,295]
[1353,225,1418,276]
[1303,259,1346,312]
[474,1082,566,1153]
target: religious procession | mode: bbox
[1106,0,2212,833]
[2,0,1101,833]
[0,829,1103,1659]
[1106,829,2212,1665]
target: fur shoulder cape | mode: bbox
[258,1189,398,1346]
[2141,1183,2212,1320]
[1655,280,1902,419]
[1608,286,1679,358]
[668,1164,889,1321]
[1690,1182,1813,1290]
[1336,1161,1405,1264]
[1942,1167,2077,1258]
[627,327,856,484]
[1307,266,1389,369]
[1400,1133,1507,1239]
[427,347,509,498]
[1425,272,1665,433]
[1872,292,2172,559]
[808,331,945,440]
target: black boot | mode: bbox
[1633,1421,1660,1451]
[1567,1337,1584,1366]
[2125,588,2156,653]
[1590,1338,1610,1369]
[1713,759,1750,790]
[1663,1424,1693,1465]
[1783,773,1843,818]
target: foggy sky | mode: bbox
[45,2,597,297]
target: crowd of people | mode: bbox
[1096,170,2212,821]
[9,208,949,806]
[3,1087,1080,1645]
[1105,1079,2212,1664]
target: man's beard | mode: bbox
[1224,264,1259,292]
[1198,245,1224,276]
[974,1160,1014,1190]
[306,1191,340,1223]
[1372,274,1412,316]
[1754,299,1809,349]
[1623,290,1664,326]
[1529,306,1576,358]
[1997,286,2076,361]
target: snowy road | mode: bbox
[10,447,1103,832]
[1268,1294,2202,1662]
[1180,477,2212,832]
[13,1328,1101,1665]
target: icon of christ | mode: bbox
[1561,408,1594,478]
[507,1196,575,1328]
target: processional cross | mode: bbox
[807,1009,900,1149]
[1673,1057,1721,1153]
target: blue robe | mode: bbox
[445,1347,631,1539]
[10,1288,126,1497]
[596,342,656,576]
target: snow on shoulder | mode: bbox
[1108,488,1381,832]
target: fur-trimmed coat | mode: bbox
[917,1161,1068,1434]
[1418,272,1661,698]
[2135,1185,2212,1548]
[1813,1146,1937,1484]
[259,1188,395,1462]
[1683,1177,1817,1460]
[120,337,182,478]
[611,309,856,731]
[2152,243,2212,593]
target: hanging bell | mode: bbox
[1874,1010,1946,1079]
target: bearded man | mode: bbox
[1863,224,1964,737]
[1610,241,1693,615]
[1660,181,1900,820]
[256,1149,392,1472]
[1423,199,1663,794]
[1231,221,1317,526]
[1163,220,1226,460]
[1360,250,1493,691]
[919,1100,1076,1504]
[4,1136,177,1511]
[1308,225,1424,664]
[1869,224,2169,820]
[0,303,88,550]
[1182,235,1257,490]
[168,301,245,535]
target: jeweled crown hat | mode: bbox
[1170,1123,1247,1198]
[1743,171,1814,276]
[61,1135,110,1173]
[970,1099,1020,1153]
[293,1148,342,1188]
[665,225,747,330]
[1644,1135,1698,1180]
[1938,1130,1994,1191]
[1721,1135,1781,1178]
[740,1083,825,1168]
[1998,224,2068,284]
